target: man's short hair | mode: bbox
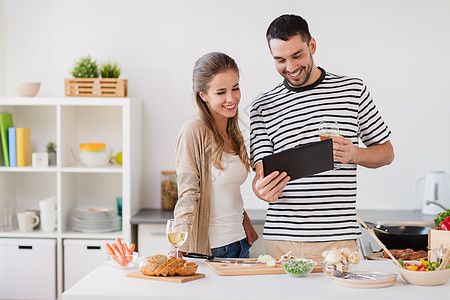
[266,14,312,46]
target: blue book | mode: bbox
[8,127,17,167]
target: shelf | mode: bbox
[0,166,57,173]
[0,96,142,298]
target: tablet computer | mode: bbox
[262,139,334,181]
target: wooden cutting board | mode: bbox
[126,271,205,283]
[205,259,323,276]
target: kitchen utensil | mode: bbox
[367,226,389,234]
[16,82,40,97]
[166,219,188,259]
[107,252,138,269]
[437,248,450,271]
[398,265,450,286]
[319,118,341,169]
[39,197,57,232]
[126,271,205,283]
[357,216,403,268]
[364,221,430,251]
[207,257,259,264]
[332,269,395,280]
[16,212,40,232]
[330,271,397,288]
[414,171,450,215]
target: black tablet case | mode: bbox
[262,139,334,181]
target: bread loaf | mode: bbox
[139,255,198,277]
[139,254,167,276]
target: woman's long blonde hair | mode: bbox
[192,52,250,172]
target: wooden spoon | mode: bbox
[357,216,403,268]
[368,226,389,234]
[437,248,450,271]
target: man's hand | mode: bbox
[331,136,394,168]
[253,162,290,202]
[331,136,357,164]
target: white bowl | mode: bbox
[107,252,138,269]
[16,82,41,97]
[78,148,112,167]
[398,266,450,286]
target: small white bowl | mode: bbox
[75,147,112,167]
[16,82,41,97]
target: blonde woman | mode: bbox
[173,52,258,258]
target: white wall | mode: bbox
[1,0,450,211]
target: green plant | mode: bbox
[71,55,99,78]
[46,142,56,153]
[100,62,121,78]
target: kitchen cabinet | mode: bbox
[0,97,142,298]
[0,238,56,300]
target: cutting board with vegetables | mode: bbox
[205,258,322,276]
[126,272,205,283]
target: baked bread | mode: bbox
[176,262,198,276]
[139,254,167,276]
[139,255,198,277]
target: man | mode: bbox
[250,14,394,258]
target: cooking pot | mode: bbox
[365,222,431,251]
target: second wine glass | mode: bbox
[166,219,188,259]
[319,119,341,169]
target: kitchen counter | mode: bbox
[62,258,449,300]
[131,208,435,226]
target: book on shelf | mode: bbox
[0,113,14,167]
[16,127,31,167]
[8,127,17,167]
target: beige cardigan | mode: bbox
[174,119,213,256]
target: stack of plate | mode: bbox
[72,207,121,233]
[331,271,397,288]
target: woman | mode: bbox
[173,52,258,258]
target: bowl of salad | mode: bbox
[282,258,315,277]
[398,259,450,286]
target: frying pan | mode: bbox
[364,222,431,251]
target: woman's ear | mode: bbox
[199,91,208,102]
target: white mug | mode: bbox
[39,197,57,232]
[17,212,40,232]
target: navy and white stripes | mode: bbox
[250,68,391,242]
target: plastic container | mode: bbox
[161,171,178,210]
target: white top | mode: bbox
[209,153,247,248]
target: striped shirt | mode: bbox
[250,67,391,242]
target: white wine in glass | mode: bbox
[166,219,188,259]
[319,119,341,169]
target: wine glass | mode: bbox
[319,119,341,169]
[166,219,188,259]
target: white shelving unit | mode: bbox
[0,97,142,299]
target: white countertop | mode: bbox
[62,258,449,300]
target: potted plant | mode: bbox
[47,142,56,166]
[65,55,127,97]
[100,62,121,78]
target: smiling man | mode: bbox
[250,14,395,258]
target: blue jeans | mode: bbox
[211,238,251,258]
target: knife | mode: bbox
[207,257,260,264]
[183,253,260,264]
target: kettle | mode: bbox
[414,171,450,215]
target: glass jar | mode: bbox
[161,171,178,210]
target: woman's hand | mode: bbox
[243,211,258,245]
[168,251,184,258]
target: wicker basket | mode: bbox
[65,78,127,97]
